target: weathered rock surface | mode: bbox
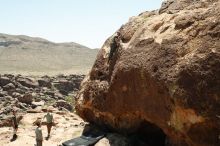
[76,0,220,146]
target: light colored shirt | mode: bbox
[35,127,43,140]
[44,113,53,123]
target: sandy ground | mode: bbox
[0,111,85,146]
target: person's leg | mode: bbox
[47,124,52,137]
[10,128,17,142]
[13,128,15,136]
[15,127,18,135]
[46,124,49,136]
[13,127,18,138]
[39,140,43,146]
[13,124,18,133]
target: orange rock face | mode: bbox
[76,0,220,145]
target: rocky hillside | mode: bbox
[76,0,220,146]
[0,33,98,75]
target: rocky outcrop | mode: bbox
[76,0,220,146]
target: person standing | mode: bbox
[35,121,43,146]
[43,109,54,139]
[11,109,18,141]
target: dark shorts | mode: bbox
[36,139,43,146]
[46,123,53,127]
[46,123,53,132]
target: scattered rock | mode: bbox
[16,77,39,88]
[18,93,33,104]
[32,101,45,107]
[54,92,64,100]
[55,111,68,115]
[0,74,84,129]
[17,102,28,110]
[0,91,7,97]
[11,92,22,98]
[38,78,52,88]
[44,90,55,97]
[0,76,12,87]
[3,83,15,91]
[27,108,42,113]
[42,106,56,113]
[54,100,73,111]
[53,80,74,95]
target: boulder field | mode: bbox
[0,74,84,126]
[76,0,220,146]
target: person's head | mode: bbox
[46,107,53,113]
[36,121,41,127]
[12,109,16,115]
[46,109,50,114]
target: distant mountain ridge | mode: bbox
[0,33,98,75]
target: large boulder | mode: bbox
[76,0,220,146]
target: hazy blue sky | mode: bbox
[0,0,163,48]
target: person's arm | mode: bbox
[40,129,43,141]
[11,118,15,128]
[52,114,54,123]
[42,115,46,121]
